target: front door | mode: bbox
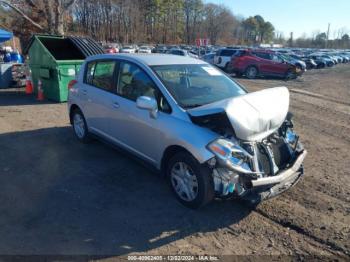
[106,60,171,164]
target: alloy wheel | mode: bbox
[73,113,86,139]
[170,162,199,202]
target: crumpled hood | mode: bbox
[188,87,290,141]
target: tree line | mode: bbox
[0,0,349,49]
[1,0,276,46]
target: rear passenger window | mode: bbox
[85,60,116,92]
[252,52,271,60]
[92,61,116,91]
[221,49,236,56]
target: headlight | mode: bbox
[285,128,298,148]
[207,138,254,175]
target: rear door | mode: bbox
[251,52,272,74]
[270,54,289,75]
[79,59,118,134]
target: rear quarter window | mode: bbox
[252,52,271,60]
[221,49,237,57]
[84,60,116,92]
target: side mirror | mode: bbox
[136,96,158,119]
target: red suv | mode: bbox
[231,49,298,79]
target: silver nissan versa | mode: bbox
[68,54,307,209]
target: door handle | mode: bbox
[112,102,120,109]
[82,89,87,95]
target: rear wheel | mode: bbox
[167,152,214,209]
[245,66,258,79]
[72,108,91,143]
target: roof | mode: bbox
[87,53,207,66]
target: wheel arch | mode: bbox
[161,145,196,176]
[245,64,259,72]
[69,104,82,124]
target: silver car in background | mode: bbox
[68,54,306,208]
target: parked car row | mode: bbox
[101,43,349,80]
[102,43,218,56]
[209,47,350,79]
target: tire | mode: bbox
[224,63,233,73]
[285,69,297,80]
[317,63,325,69]
[166,152,214,209]
[245,66,258,79]
[71,108,91,143]
[235,72,243,77]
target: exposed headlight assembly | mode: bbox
[207,138,255,175]
[285,128,297,144]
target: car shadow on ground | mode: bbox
[0,126,253,256]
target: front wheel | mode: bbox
[167,152,214,209]
[285,69,297,80]
[224,63,233,73]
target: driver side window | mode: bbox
[272,55,283,63]
[117,61,171,113]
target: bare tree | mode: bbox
[0,0,77,35]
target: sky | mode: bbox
[204,0,349,39]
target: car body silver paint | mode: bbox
[68,54,218,169]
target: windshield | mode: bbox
[152,64,246,108]
[279,54,292,61]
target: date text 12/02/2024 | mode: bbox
[127,255,219,261]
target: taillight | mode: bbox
[68,79,78,89]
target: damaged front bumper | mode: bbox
[242,149,307,204]
[212,147,307,204]
[251,149,307,188]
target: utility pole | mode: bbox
[326,23,330,48]
[289,32,293,47]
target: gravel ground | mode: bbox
[0,64,349,260]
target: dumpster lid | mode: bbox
[24,35,104,58]
[23,34,63,55]
[67,36,104,57]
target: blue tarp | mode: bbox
[0,29,13,43]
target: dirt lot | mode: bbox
[0,64,349,259]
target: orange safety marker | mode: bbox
[37,79,45,101]
[25,75,33,94]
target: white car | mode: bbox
[138,46,152,54]
[214,48,239,72]
[120,46,136,53]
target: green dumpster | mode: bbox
[25,35,104,102]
